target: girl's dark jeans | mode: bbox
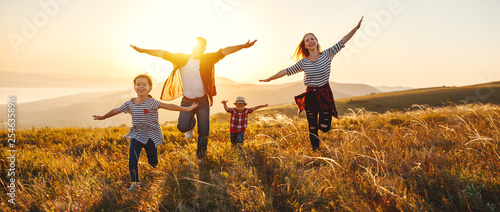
[129,138,158,182]
[304,90,332,150]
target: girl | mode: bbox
[260,17,363,151]
[93,74,197,191]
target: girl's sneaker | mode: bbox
[129,183,140,192]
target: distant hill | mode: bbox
[253,81,500,118]
[373,85,413,93]
[336,82,500,114]
[0,70,130,88]
[215,78,381,111]
[0,77,381,128]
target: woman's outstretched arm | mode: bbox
[259,69,287,82]
[341,16,363,44]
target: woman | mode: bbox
[260,17,363,151]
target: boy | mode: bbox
[221,97,268,147]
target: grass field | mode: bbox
[1,103,500,211]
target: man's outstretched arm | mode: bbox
[130,45,164,58]
[221,40,257,56]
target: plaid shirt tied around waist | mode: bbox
[294,83,338,119]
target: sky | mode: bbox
[1,0,500,102]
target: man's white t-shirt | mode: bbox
[180,58,206,99]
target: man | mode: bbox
[131,37,257,161]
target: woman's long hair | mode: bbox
[291,33,322,62]
[134,74,153,98]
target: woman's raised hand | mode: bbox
[92,115,104,120]
[259,79,270,83]
[356,16,364,29]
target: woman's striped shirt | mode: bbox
[118,97,163,147]
[286,40,345,87]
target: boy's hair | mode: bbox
[133,74,153,98]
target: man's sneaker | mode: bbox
[185,118,196,139]
[185,129,194,139]
[129,183,139,192]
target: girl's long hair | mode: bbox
[133,74,153,98]
[291,33,322,62]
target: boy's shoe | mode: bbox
[129,183,139,192]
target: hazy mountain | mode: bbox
[0,70,130,88]
[373,85,413,93]
[335,81,500,114]
[0,77,382,128]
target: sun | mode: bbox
[117,0,264,84]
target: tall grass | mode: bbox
[1,103,499,211]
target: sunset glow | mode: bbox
[1,0,499,103]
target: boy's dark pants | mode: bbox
[230,131,245,147]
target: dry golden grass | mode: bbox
[1,103,499,211]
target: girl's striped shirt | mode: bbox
[286,40,345,87]
[118,97,163,147]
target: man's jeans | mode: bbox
[129,138,158,182]
[177,95,210,159]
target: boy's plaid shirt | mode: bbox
[227,108,254,133]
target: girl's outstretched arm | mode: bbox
[341,16,363,44]
[93,108,121,120]
[259,69,286,82]
[130,45,164,58]
[159,102,198,111]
